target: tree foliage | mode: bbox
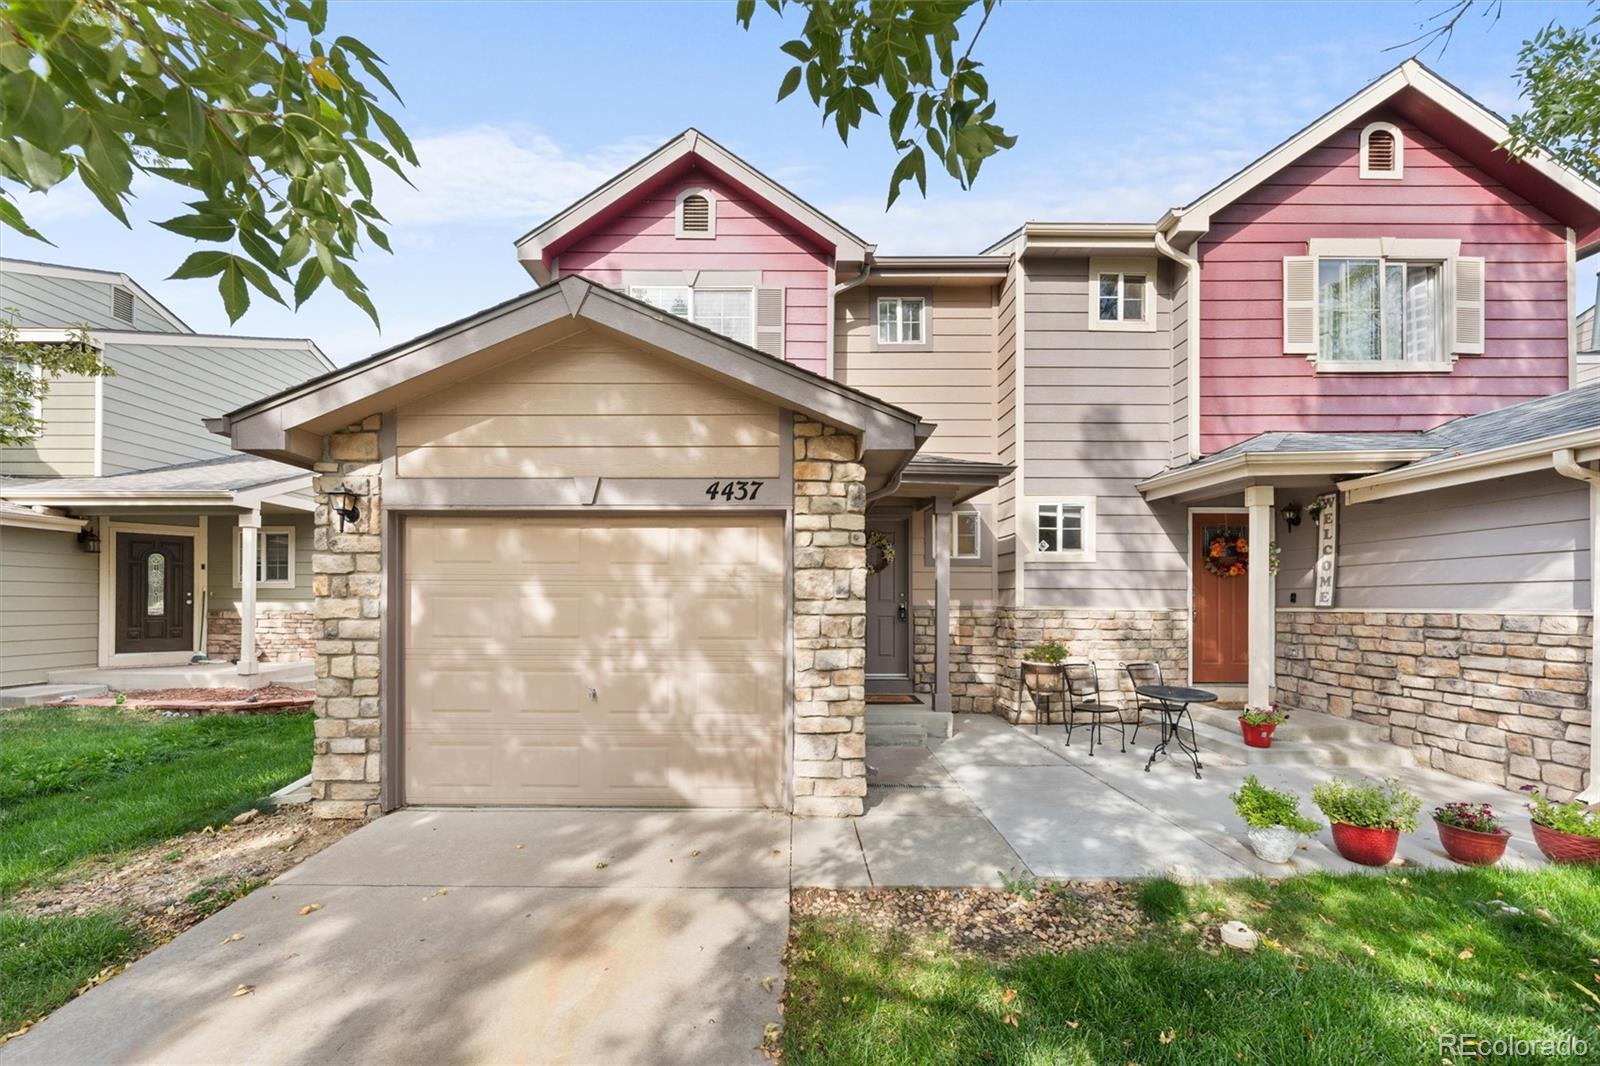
[0,315,110,448]
[0,0,417,324]
[1505,9,1600,183]
[735,0,1015,208]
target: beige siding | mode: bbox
[0,268,180,332]
[1170,263,1191,462]
[909,503,997,607]
[0,525,98,686]
[1022,257,1187,609]
[206,511,316,609]
[0,373,97,477]
[396,331,780,479]
[996,262,1020,605]
[1277,471,1589,612]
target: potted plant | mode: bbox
[1021,639,1068,694]
[1521,786,1600,865]
[1311,776,1420,866]
[1431,802,1511,866]
[1230,775,1321,863]
[1237,703,1288,748]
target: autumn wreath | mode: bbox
[865,529,896,574]
[1203,530,1249,578]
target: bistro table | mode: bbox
[1134,684,1216,779]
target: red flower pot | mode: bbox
[1434,819,1510,866]
[1239,719,1277,748]
[1531,822,1600,865]
[1330,822,1401,866]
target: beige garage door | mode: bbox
[403,515,785,807]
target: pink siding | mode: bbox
[1198,113,1570,453]
[549,165,833,375]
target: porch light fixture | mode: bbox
[77,525,100,553]
[1279,503,1302,529]
[332,484,366,530]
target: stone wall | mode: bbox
[1277,610,1592,801]
[912,606,1002,712]
[997,608,1188,722]
[791,415,869,816]
[206,608,316,663]
[308,417,385,820]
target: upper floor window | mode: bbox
[1087,258,1156,332]
[629,285,754,345]
[675,188,716,239]
[876,296,924,344]
[1360,122,1403,180]
[111,286,135,323]
[1032,497,1096,562]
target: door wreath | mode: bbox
[1203,529,1249,578]
[865,530,896,574]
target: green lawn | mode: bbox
[0,707,311,1035]
[783,867,1600,1065]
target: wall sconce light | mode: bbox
[1279,503,1302,529]
[77,525,101,554]
[332,484,367,530]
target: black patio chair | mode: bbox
[1063,661,1126,756]
[1122,661,1171,745]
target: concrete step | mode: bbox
[1190,704,1392,744]
[0,683,110,709]
[866,722,928,747]
[867,707,953,739]
[1179,710,1414,769]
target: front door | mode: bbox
[865,518,909,689]
[116,533,194,654]
[1191,512,1249,684]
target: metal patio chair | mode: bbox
[1063,661,1126,756]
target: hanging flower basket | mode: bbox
[865,530,896,574]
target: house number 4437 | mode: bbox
[705,480,764,502]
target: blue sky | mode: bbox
[4,0,1594,363]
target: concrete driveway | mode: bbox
[2,809,791,1066]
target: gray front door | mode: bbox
[865,518,909,687]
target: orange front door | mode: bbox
[1192,513,1249,684]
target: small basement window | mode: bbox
[1360,122,1403,179]
[112,286,135,323]
[676,188,716,238]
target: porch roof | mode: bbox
[878,454,1012,506]
[0,455,312,512]
[1137,434,1434,502]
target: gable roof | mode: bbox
[513,129,873,282]
[212,275,927,470]
[1,256,193,333]
[1158,59,1600,252]
[0,454,310,510]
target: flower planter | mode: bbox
[1531,822,1600,865]
[1330,821,1401,866]
[1021,661,1064,693]
[1245,824,1299,863]
[1434,819,1510,866]
[1238,719,1277,748]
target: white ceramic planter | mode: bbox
[1246,824,1299,864]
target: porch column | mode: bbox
[238,509,260,677]
[1245,486,1274,707]
[933,496,952,712]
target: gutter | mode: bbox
[1552,448,1600,802]
[1153,231,1201,460]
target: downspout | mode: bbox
[1552,447,1600,801]
[832,256,874,298]
[1153,229,1201,461]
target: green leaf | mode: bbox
[780,39,813,62]
[0,72,66,152]
[369,104,417,164]
[777,66,803,102]
[168,250,233,280]
[165,86,207,151]
[886,146,924,209]
[293,257,325,307]
[156,213,235,242]
[888,94,913,142]
[218,259,250,323]
[0,194,49,242]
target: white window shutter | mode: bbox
[755,288,784,358]
[1282,256,1318,354]
[1452,256,1486,355]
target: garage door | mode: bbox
[403,515,785,807]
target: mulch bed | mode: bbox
[792,883,1148,961]
[63,684,314,714]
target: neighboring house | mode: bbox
[1577,290,1598,383]
[0,258,333,689]
[212,59,1597,821]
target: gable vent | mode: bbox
[680,193,711,233]
[112,286,135,323]
[1366,130,1395,171]
[1360,123,1402,179]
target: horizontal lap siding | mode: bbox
[1198,114,1570,453]
[0,525,98,686]
[396,330,780,479]
[997,263,1020,605]
[1024,258,1186,609]
[0,375,96,477]
[553,167,831,375]
[0,270,177,332]
[1275,472,1588,612]
[207,511,316,608]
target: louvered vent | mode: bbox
[680,193,711,234]
[112,286,135,323]
[1365,129,1396,173]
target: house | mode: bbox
[208,60,1597,820]
[1577,290,1597,383]
[0,258,334,690]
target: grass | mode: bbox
[0,911,142,1035]
[0,707,312,894]
[783,866,1600,1065]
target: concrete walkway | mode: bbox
[1,810,790,1066]
[794,714,1550,886]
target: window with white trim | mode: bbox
[1033,498,1095,561]
[1087,258,1156,332]
[952,511,981,559]
[1097,271,1146,323]
[628,286,755,345]
[234,527,295,588]
[1318,258,1442,364]
[876,296,925,344]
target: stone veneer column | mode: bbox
[791,415,868,816]
[309,416,385,820]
